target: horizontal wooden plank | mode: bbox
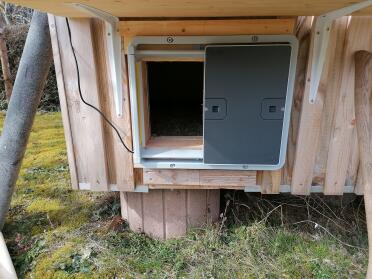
[121,18,296,51]
[144,169,200,186]
[7,1,372,18]
[143,169,256,187]
[120,18,296,36]
[199,170,256,186]
[146,136,203,150]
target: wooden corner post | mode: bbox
[354,50,372,277]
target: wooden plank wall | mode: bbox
[121,189,220,239]
[292,17,347,194]
[292,16,372,195]
[49,15,135,191]
[49,15,372,194]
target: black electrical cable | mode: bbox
[65,18,134,154]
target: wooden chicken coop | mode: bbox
[6,0,372,240]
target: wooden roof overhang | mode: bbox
[5,0,372,18]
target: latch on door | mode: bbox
[261,98,285,120]
[205,98,227,120]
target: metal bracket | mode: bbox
[308,0,372,104]
[71,3,123,117]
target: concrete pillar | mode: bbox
[120,189,220,239]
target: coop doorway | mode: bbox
[142,61,204,153]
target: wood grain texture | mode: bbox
[187,190,207,227]
[144,169,200,186]
[145,137,203,150]
[7,1,372,18]
[51,14,370,194]
[291,17,347,195]
[140,62,151,145]
[345,130,360,188]
[120,189,220,239]
[354,50,372,276]
[53,17,109,191]
[48,15,79,189]
[121,19,295,51]
[143,169,256,187]
[206,190,220,223]
[324,17,372,195]
[120,192,129,220]
[283,16,313,186]
[91,19,117,186]
[142,190,165,239]
[50,16,135,192]
[164,190,187,238]
[312,17,349,188]
[199,170,256,187]
[149,185,244,190]
[127,192,144,232]
[91,19,135,191]
[259,170,281,194]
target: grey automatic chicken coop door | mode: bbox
[203,44,293,167]
[128,35,297,170]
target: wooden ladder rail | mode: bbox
[354,50,372,277]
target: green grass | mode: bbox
[1,112,369,278]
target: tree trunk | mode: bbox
[354,50,372,278]
[0,11,52,230]
[0,6,12,101]
[0,2,10,25]
[0,27,12,101]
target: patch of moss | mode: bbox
[32,242,94,279]
[27,198,65,213]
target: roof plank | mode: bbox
[6,0,372,18]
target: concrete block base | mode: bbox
[120,189,220,239]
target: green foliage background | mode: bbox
[0,24,59,111]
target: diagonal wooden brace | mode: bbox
[308,0,372,104]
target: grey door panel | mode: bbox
[203,45,292,165]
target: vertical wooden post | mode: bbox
[354,50,372,277]
[259,170,281,194]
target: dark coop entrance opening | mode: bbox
[147,61,204,136]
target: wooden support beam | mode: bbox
[120,18,296,52]
[48,15,79,189]
[312,16,349,190]
[283,17,312,187]
[291,17,348,195]
[258,170,282,194]
[354,50,372,278]
[143,169,256,189]
[91,19,135,191]
[53,17,109,191]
